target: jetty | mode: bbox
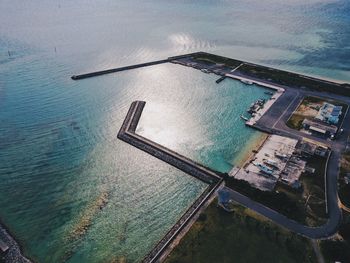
[71,59,170,80]
[71,52,204,80]
[117,101,223,262]
[118,101,222,185]
[0,224,31,263]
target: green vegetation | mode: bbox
[321,211,350,262]
[276,155,328,226]
[287,97,323,130]
[339,151,350,208]
[237,63,350,97]
[223,153,328,226]
[287,96,348,130]
[192,53,242,69]
[166,200,316,263]
[224,176,303,222]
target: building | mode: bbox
[315,145,329,157]
[296,139,329,157]
[302,118,338,138]
[315,102,342,125]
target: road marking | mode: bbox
[230,63,244,73]
[273,91,300,129]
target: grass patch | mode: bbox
[287,113,305,130]
[223,153,328,226]
[192,53,242,69]
[287,96,323,130]
[236,63,350,97]
[165,200,316,263]
[275,155,328,226]
[286,96,348,130]
[321,211,350,263]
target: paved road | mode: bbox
[172,58,349,239]
[224,73,350,239]
[223,149,341,239]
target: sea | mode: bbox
[0,0,349,262]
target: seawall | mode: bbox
[71,59,169,80]
[117,101,223,262]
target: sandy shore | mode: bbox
[0,222,32,263]
[232,132,269,168]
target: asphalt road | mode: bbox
[224,73,350,239]
[224,149,342,239]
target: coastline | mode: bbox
[0,221,32,263]
[232,132,268,168]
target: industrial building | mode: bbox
[315,102,342,125]
[230,135,306,191]
[296,139,329,158]
[302,118,338,138]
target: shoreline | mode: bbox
[0,220,32,263]
[232,132,269,168]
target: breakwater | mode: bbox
[0,223,31,263]
[71,59,169,80]
[118,101,222,184]
[117,101,223,262]
[142,181,223,263]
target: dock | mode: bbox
[215,76,226,84]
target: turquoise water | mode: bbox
[0,0,349,262]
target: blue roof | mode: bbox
[331,107,342,116]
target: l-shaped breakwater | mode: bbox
[72,51,350,98]
[71,59,169,80]
[117,101,223,262]
[118,101,222,185]
[71,52,204,80]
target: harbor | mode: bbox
[73,51,350,260]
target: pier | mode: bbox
[215,76,226,84]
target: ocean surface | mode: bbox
[0,0,349,262]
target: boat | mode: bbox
[275,152,288,159]
[240,115,249,121]
[240,79,254,85]
[254,163,274,176]
[265,91,274,95]
[264,159,279,169]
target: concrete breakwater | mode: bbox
[142,181,223,263]
[71,52,205,80]
[117,101,222,184]
[0,223,31,263]
[117,101,223,262]
[71,59,169,80]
